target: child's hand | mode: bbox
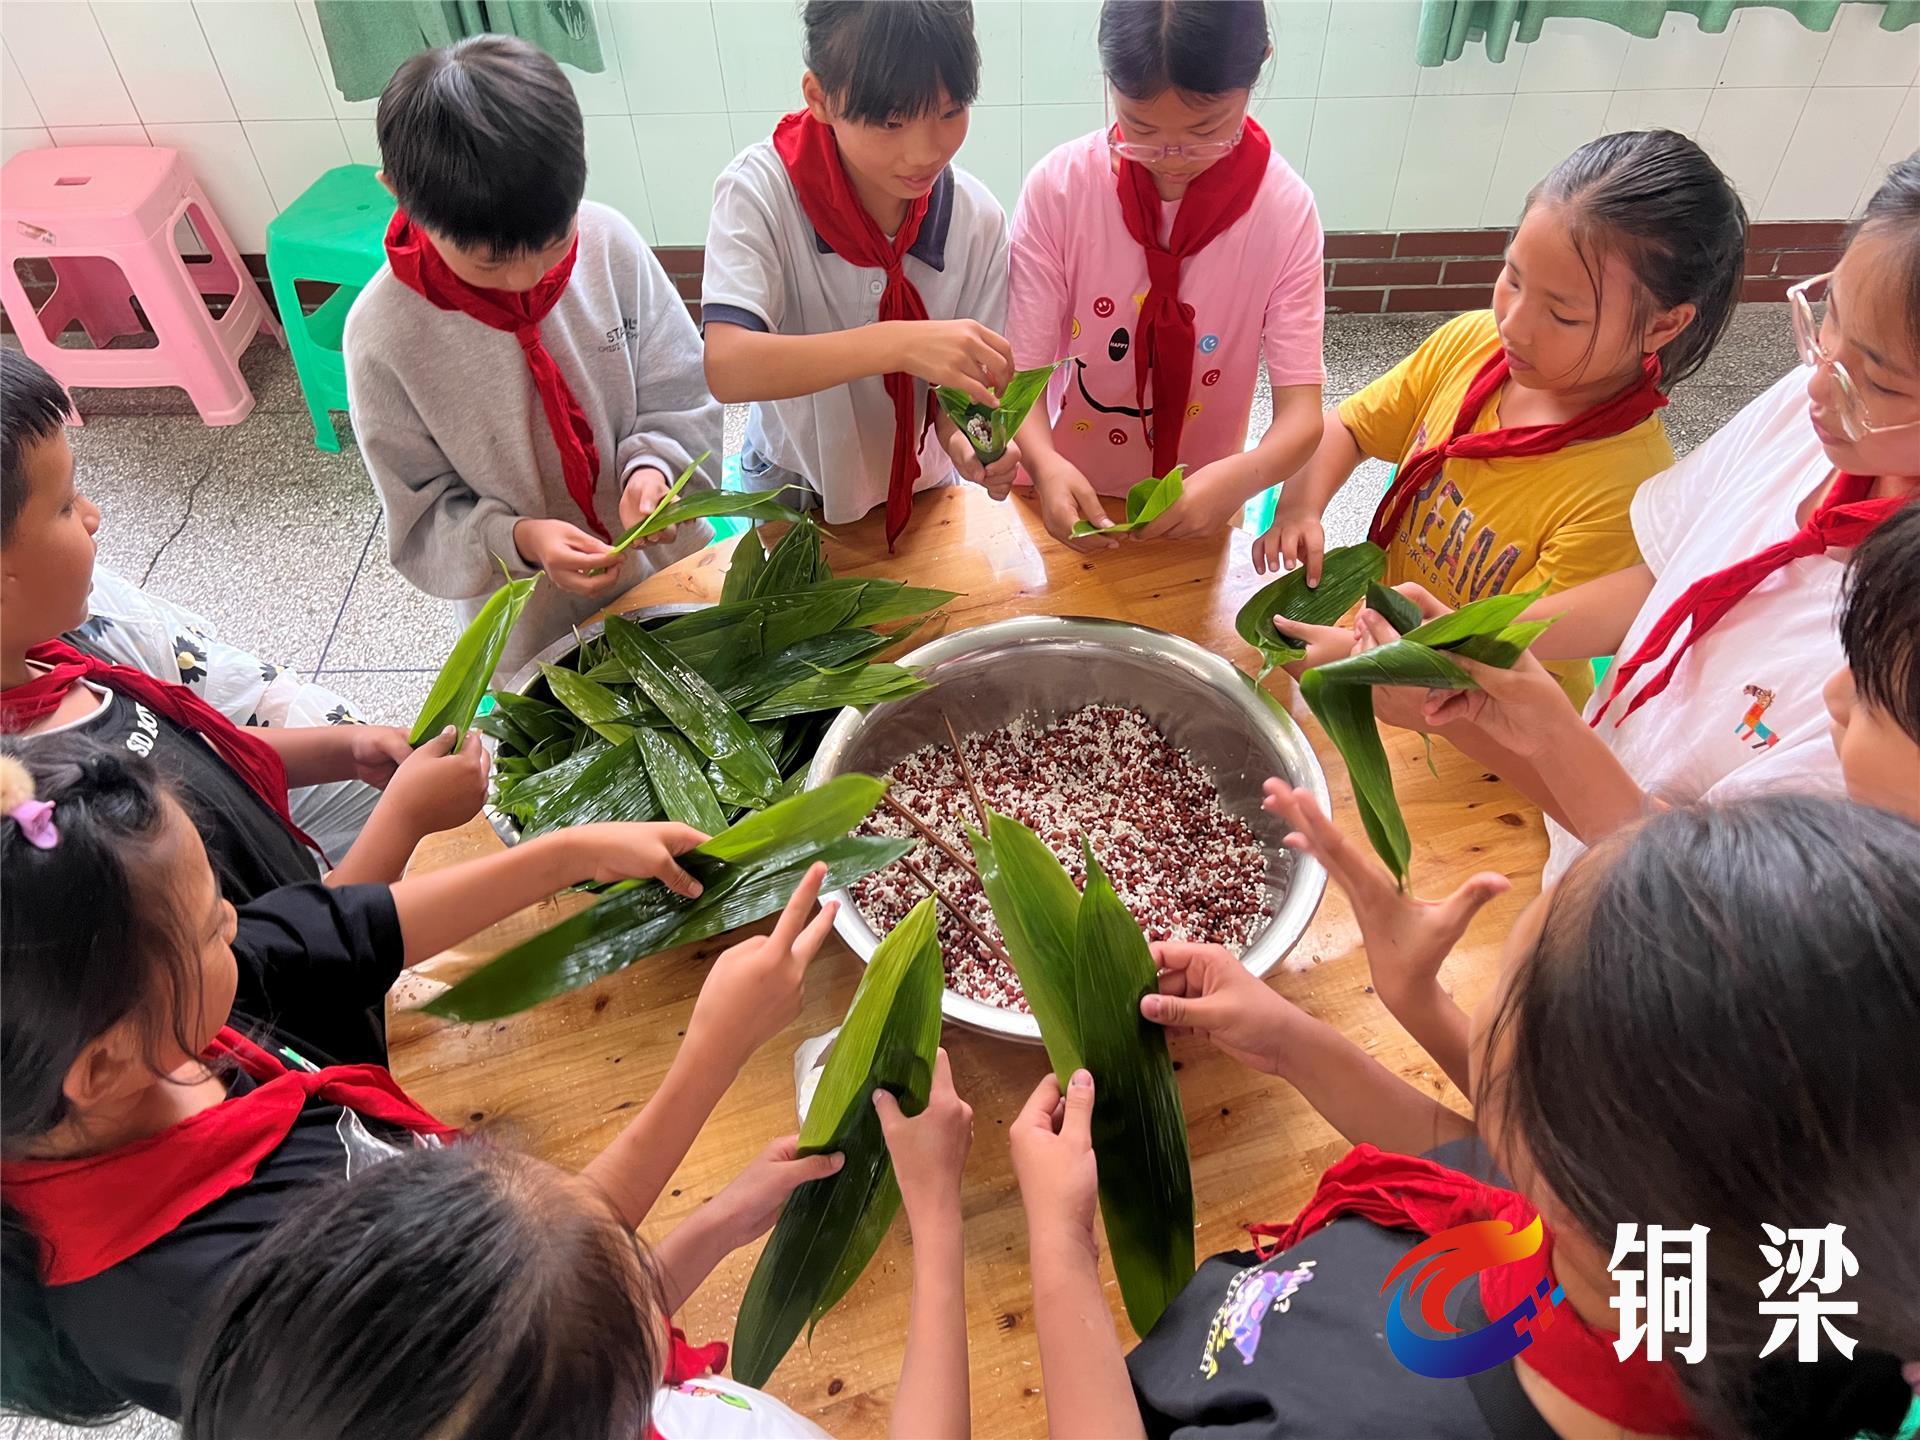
[565,820,710,893]
[1138,455,1247,541]
[696,1135,846,1253]
[1009,1069,1098,1261]
[892,319,1014,406]
[1252,493,1327,581]
[616,466,681,546]
[379,726,489,836]
[342,724,415,787]
[875,1047,972,1224]
[512,517,627,599]
[1140,941,1298,1075]
[944,426,1020,502]
[1034,461,1119,552]
[1348,586,1453,731]
[685,861,838,1067]
[1420,651,1575,757]
[1261,779,1508,1009]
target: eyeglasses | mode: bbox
[1788,273,1919,445]
[1103,94,1247,164]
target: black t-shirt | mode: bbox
[41,882,413,1420]
[57,676,320,904]
[1127,1140,1558,1440]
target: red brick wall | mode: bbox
[1323,221,1849,315]
[2,223,1850,336]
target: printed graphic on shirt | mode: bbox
[175,635,208,684]
[602,315,641,351]
[126,701,160,758]
[676,1383,752,1411]
[1398,449,1523,601]
[1063,295,1225,452]
[1198,1257,1317,1379]
[1732,684,1783,750]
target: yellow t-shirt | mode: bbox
[1336,310,1673,704]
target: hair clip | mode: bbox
[7,798,59,850]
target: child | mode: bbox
[1009,0,1327,550]
[702,0,1016,545]
[1264,130,1746,704]
[1824,503,1920,818]
[178,1051,976,1440]
[0,735,835,1422]
[1384,154,1920,878]
[0,352,486,901]
[1013,793,1920,1439]
[345,35,721,676]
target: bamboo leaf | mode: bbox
[718,630,896,711]
[1308,638,1475,693]
[1400,584,1548,651]
[1300,668,1413,885]
[493,738,610,819]
[732,897,942,1386]
[1365,581,1424,637]
[742,663,929,722]
[409,569,539,744]
[756,516,828,596]
[1075,841,1195,1334]
[692,772,888,867]
[612,478,808,555]
[1070,465,1186,537]
[632,726,727,834]
[606,452,707,554]
[539,663,638,746]
[937,359,1062,463]
[966,813,1085,1085]
[722,526,770,603]
[603,615,783,802]
[1234,543,1386,674]
[424,832,912,1022]
[521,737,658,837]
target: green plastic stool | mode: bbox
[264,165,395,452]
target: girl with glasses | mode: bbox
[1007,0,1330,550]
[1352,154,1920,885]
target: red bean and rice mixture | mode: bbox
[851,705,1273,1012]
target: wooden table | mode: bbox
[394,486,1547,1436]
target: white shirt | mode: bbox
[1545,366,1847,883]
[702,141,1010,523]
[653,1374,832,1438]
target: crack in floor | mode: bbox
[137,441,222,587]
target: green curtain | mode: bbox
[1416,0,1919,64]
[315,0,604,101]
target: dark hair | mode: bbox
[1523,129,1748,389]
[1098,0,1271,100]
[1846,150,1920,357]
[181,1146,667,1440]
[1840,501,1920,745]
[1485,797,1920,1440]
[802,1,979,126]
[1,350,71,543]
[376,34,586,257]
[2,737,202,1424]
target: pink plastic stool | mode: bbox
[0,146,282,426]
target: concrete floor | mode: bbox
[2,304,1795,1440]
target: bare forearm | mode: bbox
[1280,409,1367,516]
[251,725,355,787]
[1015,407,1067,481]
[1524,564,1654,663]
[1028,1240,1147,1440]
[321,797,416,887]
[891,1208,970,1440]
[652,1207,732,1314]
[387,830,587,966]
[1377,980,1475,1100]
[580,1038,739,1228]
[1244,387,1325,502]
[1530,705,1657,845]
[704,323,899,403]
[1268,1002,1474,1154]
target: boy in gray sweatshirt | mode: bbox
[345,35,721,677]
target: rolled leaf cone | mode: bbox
[1069,465,1186,537]
[1233,541,1385,676]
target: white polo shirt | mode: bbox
[1546,366,1849,884]
[703,139,1010,524]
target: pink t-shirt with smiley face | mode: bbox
[1006,130,1327,495]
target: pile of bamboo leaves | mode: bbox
[969,813,1195,1336]
[732,895,943,1385]
[481,518,950,841]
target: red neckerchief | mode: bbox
[1,640,321,857]
[0,1028,457,1285]
[384,210,609,540]
[1113,118,1272,474]
[643,1330,732,1440]
[1247,1144,1697,1437]
[1594,475,1911,726]
[1369,350,1668,549]
[772,110,937,549]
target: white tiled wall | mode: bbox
[2,0,1915,252]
